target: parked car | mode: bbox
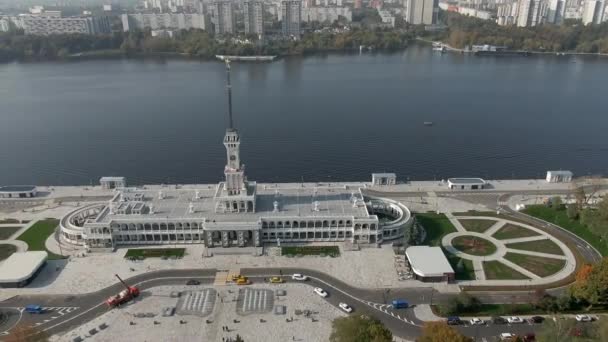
[339,303,353,313]
[313,287,328,297]
[575,314,592,322]
[492,316,508,324]
[507,316,524,324]
[185,279,200,285]
[236,277,251,285]
[469,317,485,325]
[391,299,409,309]
[529,316,544,324]
[269,276,284,283]
[291,274,308,281]
[447,316,462,325]
[499,332,516,341]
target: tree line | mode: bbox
[0,28,412,63]
[437,12,608,53]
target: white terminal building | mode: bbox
[60,61,413,250]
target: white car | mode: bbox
[292,273,308,281]
[313,287,328,297]
[339,303,353,313]
[575,314,592,322]
[499,333,516,341]
[506,316,524,324]
[469,318,485,325]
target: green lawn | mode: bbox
[281,246,340,257]
[452,236,497,256]
[506,239,564,255]
[483,260,530,280]
[416,213,457,246]
[458,219,497,233]
[16,219,65,260]
[0,244,17,261]
[444,250,476,280]
[492,223,540,240]
[504,252,566,277]
[523,205,608,256]
[0,226,21,240]
[124,248,185,259]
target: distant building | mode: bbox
[302,6,352,23]
[582,0,606,24]
[281,0,301,38]
[244,1,265,35]
[516,0,548,27]
[378,10,396,26]
[447,178,487,190]
[354,0,363,9]
[0,17,10,32]
[103,4,113,12]
[121,13,209,32]
[212,1,236,34]
[547,0,566,23]
[20,15,111,35]
[406,0,439,25]
[497,2,518,26]
[0,186,37,199]
[546,170,573,183]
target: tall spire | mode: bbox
[225,59,234,130]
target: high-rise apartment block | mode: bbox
[405,0,439,25]
[212,1,236,34]
[244,1,265,35]
[281,0,301,38]
[582,0,606,24]
[547,0,566,23]
[516,0,548,27]
[19,15,111,35]
[121,13,209,32]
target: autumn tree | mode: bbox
[417,322,473,342]
[570,258,608,309]
[329,315,392,342]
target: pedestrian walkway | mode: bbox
[214,271,229,286]
[0,239,28,253]
[445,213,466,233]
[441,215,577,287]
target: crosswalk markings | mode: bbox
[213,271,229,286]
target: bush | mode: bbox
[567,204,579,220]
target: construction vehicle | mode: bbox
[106,274,140,307]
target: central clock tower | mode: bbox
[223,128,246,195]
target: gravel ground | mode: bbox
[52,284,345,342]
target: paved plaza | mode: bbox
[52,284,346,342]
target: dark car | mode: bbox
[447,316,462,325]
[186,279,200,285]
[530,316,544,324]
[492,316,508,324]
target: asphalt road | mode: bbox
[1,268,549,341]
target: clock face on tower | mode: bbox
[230,155,236,161]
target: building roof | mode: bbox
[547,170,573,176]
[406,246,454,277]
[0,251,48,283]
[447,178,486,185]
[0,185,37,192]
[100,177,126,182]
[94,184,371,224]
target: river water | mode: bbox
[1,46,607,185]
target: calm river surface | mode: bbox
[1,46,607,185]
